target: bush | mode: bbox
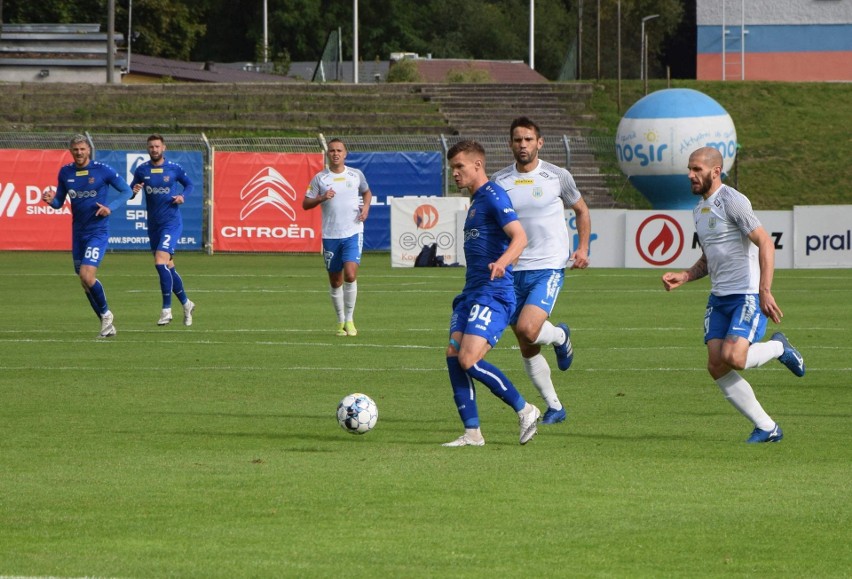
[446,65,493,83]
[387,59,422,83]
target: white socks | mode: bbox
[329,285,344,323]
[343,281,357,322]
[523,353,562,410]
[715,370,775,431]
[745,340,784,369]
[533,320,564,346]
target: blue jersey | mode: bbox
[461,181,519,302]
[131,159,194,230]
[53,160,133,234]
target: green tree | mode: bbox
[122,0,205,60]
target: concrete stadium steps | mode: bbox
[0,80,623,206]
[0,82,451,135]
[420,83,596,135]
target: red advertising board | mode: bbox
[213,152,324,252]
[0,149,72,250]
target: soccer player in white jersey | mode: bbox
[303,138,372,336]
[492,117,591,425]
[662,147,805,443]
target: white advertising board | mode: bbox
[390,197,469,267]
[793,205,852,268]
[625,209,795,269]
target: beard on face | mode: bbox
[691,173,713,196]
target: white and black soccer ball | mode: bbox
[337,393,378,435]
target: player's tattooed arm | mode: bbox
[685,253,708,282]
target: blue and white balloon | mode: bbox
[616,88,737,209]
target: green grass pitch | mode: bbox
[0,251,849,577]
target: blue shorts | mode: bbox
[72,230,109,271]
[704,293,768,344]
[450,292,514,347]
[509,269,564,325]
[149,223,182,256]
[323,233,363,273]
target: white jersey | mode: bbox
[694,185,762,296]
[305,166,370,239]
[492,159,582,271]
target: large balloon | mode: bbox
[616,88,737,209]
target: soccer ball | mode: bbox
[337,393,378,435]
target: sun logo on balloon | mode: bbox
[645,130,658,142]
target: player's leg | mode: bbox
[72,238,101,319]
[158,226,194,326]
[323,239,346,335]
[706,296,780,442]
[442,317,484,447]
[340,233,363,336]
[77,234,115,338]
[154,248,174,326]
[512,270,568,423]
[458,300,540,444]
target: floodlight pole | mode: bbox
[107,0,115,83]
[529,0,535,70]
[353,0,359,83]
[616,0,621,113]
[263,0,268,63]
[640,14,659,81]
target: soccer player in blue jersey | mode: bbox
[130,134,196,326]
[442,140,541,447]
[42,134,133,338]
[662,147,805,443]
[303,138,372,336]
[493,117,591,425]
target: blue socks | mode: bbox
[155,264,173,308]
[170,266,187,306]
[466,359,526,412]
[87,279,109,316]
[447,357,479,428]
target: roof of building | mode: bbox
[411,59,547,83]
[128,54,294,83]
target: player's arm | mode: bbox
[303,177,330,210]
[749,225,783,323]
[490,220,527,280]
[130,168,143,199]
[661,252,708,291]
[43,174,65,207]
[173,167,193,204]
[569,197,591,269]
[358,189,372,222]
[99,173,134,216]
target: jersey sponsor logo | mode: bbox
[635,214,685,266]
[514,178,534,186]
[239,166,298,220]
[76,170,89,177]
[413,204,439,229]
[152,168,164,174]
[67,189,98,199]
[145,186,173,195]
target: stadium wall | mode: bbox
[696,0,852,81]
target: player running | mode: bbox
[42,134,134,338]
[662,146,805,443]
[442,139,541,447]
[492,117,591,425]
[131,134,196,326]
